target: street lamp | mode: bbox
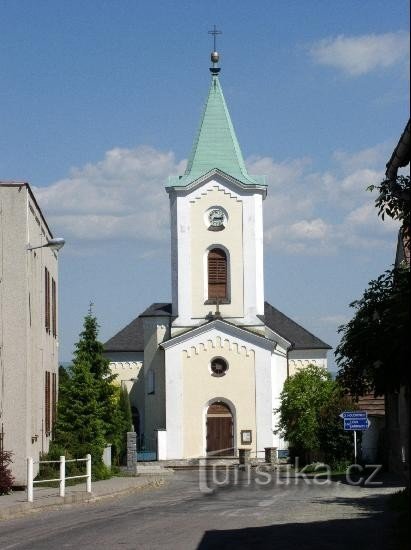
[27,237,65,252]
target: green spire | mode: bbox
[171,73,263,187]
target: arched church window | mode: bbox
[208,248,228,300]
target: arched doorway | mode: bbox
[206,401,234,456]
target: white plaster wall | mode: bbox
[164,346,184,458]
[190,186,243,319]
[108,354,143,394]
[142,319,168,440]
[169,175,265,328]
[288,349,328,377]
[164,324,274,459]
[182,338,256,457]
[0,184,59,485]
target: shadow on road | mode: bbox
[197,515,390,550]
[197,491,403,550]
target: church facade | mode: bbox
[104,55,330,460]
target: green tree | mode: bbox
[53,308,122,476]
[336,267,410,396]
[275,364,334,462]
[54,358,106,465]
[317,392,355,467]
[119,385,133,434]
[0,449,15,495]
[275,364,353,465]
[110,385,133,465]
[336,174,410,396]
[72,309,120,448]
[369,174,410,228]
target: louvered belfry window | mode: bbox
[208,248,227,300]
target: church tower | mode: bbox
[167,48,267,334]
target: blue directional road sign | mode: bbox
[343,418,370,431]
[340,411,368,420]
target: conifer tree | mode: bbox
[119,385,133,433]
[109,385,133,465]
[54,359,106,464]
[73,307,119,445]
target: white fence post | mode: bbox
[86,454,92,493]
[27,457,33,503]
[59,455,65,498]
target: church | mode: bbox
[104,48,330,460]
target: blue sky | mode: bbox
[1,1,409,368]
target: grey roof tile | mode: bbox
[260,301,331,350]
[104,301,331,352]
[104,317,145,352]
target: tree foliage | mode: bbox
[53,309,133,475]
[54,357,106,466]
[336,267,410,396]
[110,385,133,465]
[369,174,410,227]
[337,174,410,396]
[0,449,15,495]
[275,364,352,465]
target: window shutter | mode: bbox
[208,248,227,299]
[52,372,57,431]
[45,371,51,434]
[45,268,50,333]
[52,278,57,337]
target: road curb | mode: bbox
[0,477,168,521]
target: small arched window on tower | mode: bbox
[207,248,228,302]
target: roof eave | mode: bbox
[166,168,267,198]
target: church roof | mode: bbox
[103,303,172,352]
[260,302,331,350]
[168,73,265,188]
[103,317,145,352]
[103,301,330,353]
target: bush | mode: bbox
[92,462,111,481]
[0,449,15,495]
[276,364,354,466]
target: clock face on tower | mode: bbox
[207,207,227,231]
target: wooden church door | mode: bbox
[206,402,234,456]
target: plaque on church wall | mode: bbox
[241,430,252,444]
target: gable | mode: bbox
[161,318,275,352]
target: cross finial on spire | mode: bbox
[208,25,222,75]
[208,25,222,52]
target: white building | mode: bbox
[0,182,62,485]
[104,56,330,460]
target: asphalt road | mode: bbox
[0,469,402,550]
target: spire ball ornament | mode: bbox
[211,51,219,64]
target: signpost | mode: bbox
[340,411,370,463]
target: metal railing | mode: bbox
[27,454,91,502]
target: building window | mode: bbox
[210,357,229,377]
[51,278,57,337]
[52,372,57,433]
[45,371,51,435]
[45,268,51,333]
[207,248,228,301]
[147,370,155,395]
